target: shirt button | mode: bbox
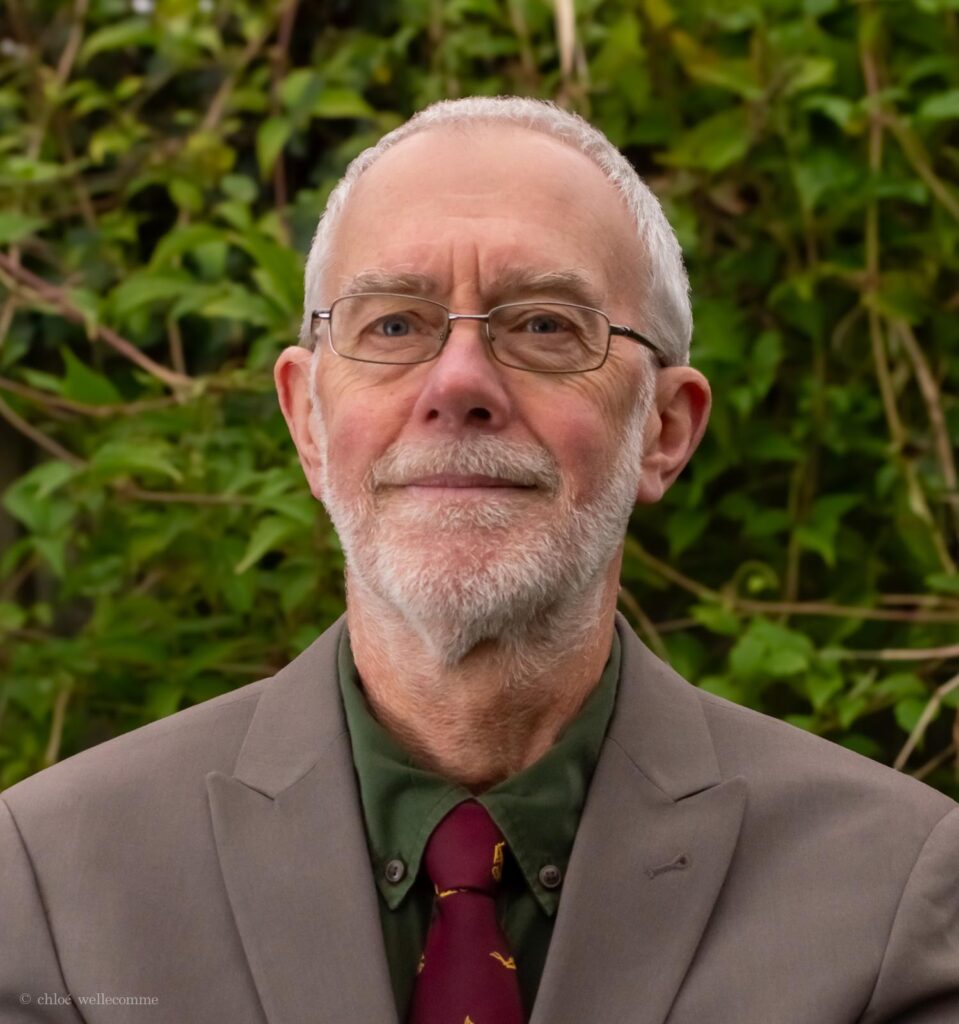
[384,858,407,884]
[539,864,562,890]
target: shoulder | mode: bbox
[698,685,953,821]
[1,678,266,837]
[613,616,955,846]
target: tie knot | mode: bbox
[423,801,507,896]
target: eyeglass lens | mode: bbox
[327,294,609,372]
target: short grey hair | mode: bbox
[301,96,692,366]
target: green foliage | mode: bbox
[0,0,957,793]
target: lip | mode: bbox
[404,475,535,489]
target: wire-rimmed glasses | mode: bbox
[310,293,665,374]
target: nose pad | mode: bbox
[414,313,511,431]
[439,315,494,362]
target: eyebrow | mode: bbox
[336,267,604,309]
[339,269,440,297]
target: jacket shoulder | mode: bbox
[696,686,956,821]
[2,677,267,822]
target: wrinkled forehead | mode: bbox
[324,124,644,309]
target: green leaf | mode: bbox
[256,116,293,180]
[311,87,376,119]
[671,32,763,100]
[89,441,183,484]
[0,602,26,631]
[60,348,122,405]
[661,108,752,172]
[233,231,303,312]
[234,516,298,574]
[766,649,809,677]
[690,601,740,636]
[894,696,931,736]
[111,270,196,320]
[150,225,225,267]
[917,90,959,121]
[0,212,44,244]
[926,573,959,596]
[80,18,154,63]
[665,506,709,556]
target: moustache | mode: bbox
[369,436,561,492]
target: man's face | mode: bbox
[278,125,708,663]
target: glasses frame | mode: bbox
[310,292,666,373]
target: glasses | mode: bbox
[310,293,665,374]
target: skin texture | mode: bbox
[275,124,711,789]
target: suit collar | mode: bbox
[207,616,399,1024]
[229,618,348,797]
[606,612,723,800]
[529,615,746,1024]
[209,613,744,1024]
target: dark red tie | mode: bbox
[406,800,526,1024]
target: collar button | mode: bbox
[384,858,407,884]
[538,864,562,890]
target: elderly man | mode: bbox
[2,97,958,1024]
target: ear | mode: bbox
[635,366,711,505]
[274,345,324,501]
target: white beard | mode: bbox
[310,362,652,669]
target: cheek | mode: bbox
[526,375,635,501]
[319,372,416,489]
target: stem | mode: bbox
[0,395,85,466]
[43,681,73,767]
[894,671,959,770]
[618,586,670,662]
[839,644,959,662]
[0,253,192,391]
[893,318,959,545]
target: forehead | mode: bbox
[325,124,644,308]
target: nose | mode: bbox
[408,316,514,433]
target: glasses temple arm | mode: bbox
[609,324,667,366]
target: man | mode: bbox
[2,96,957,1023]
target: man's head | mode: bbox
[276,97,710,665]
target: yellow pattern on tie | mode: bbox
[491,841,505,881]
[489,951,517,970]
[436,886,468,899]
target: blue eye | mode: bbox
[378,316,411,337]
[525,315,565,334]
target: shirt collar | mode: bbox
[337,626,620,916]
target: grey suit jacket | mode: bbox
[2,615,958,1023]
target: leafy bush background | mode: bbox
[1,0,957,793]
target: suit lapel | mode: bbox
[206,618,398,1024]
[530,618,747,1024]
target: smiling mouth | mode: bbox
[404,474,536,489]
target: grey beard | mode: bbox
[310,379,651,669]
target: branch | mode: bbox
[115,486,258,506]
[892,318,959,542]
[887,115,959,225]
[201,20,275,133]
[0,376,183,418]
[0,252,193,392]
[43,682,73,767]
[911,741,957,783]
[894,671,959,770]
[627,541,959,623]
[0,394,85,466]
[618,586,670,662]
[838,643,959,663]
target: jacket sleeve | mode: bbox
[0,797,85,1023]
[859,805,959,1023]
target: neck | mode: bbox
[346,564,621,791]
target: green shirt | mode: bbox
[337,627,621,1019]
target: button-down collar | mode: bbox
[337,626,620,917]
